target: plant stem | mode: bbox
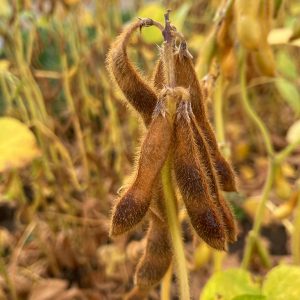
[161,156,190,300]
[161,263,172,300]
[61,54,89,183]
[214,76,225,144]
[275,138,300,163]
[212,76,227,271]
[239,51,276,269]
[160,11,190,299]
[239,53,274,157]
[242,156,276,269]
[292,193,300,264]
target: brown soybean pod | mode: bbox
[130,60,172,289]
[173,51,237,192]
[126,64,172,295]
[110,111,172,236]
[124,287,148,300]
[135,212,172,289]
[106,20,158,125]
[127,182,172,298]
[190,113,237,243]
[135,60,172,284]
[173,102,227,250]
[151,57,165,92]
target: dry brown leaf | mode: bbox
[29,279,68,300]
[56,287,87,300]
[54,231,78,269]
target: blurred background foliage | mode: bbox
[0,0,300,299]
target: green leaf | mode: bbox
[0,117,40,172]
[200,269,261,300]
[172,3,192,32]
[286,119,300,144]
[233,295,266,300]
[0,0,12,18]
[275,78,300,115]
[137,3,165,44]
[137,4,191,44]
[262,265,300,300]
[276,52,298,80]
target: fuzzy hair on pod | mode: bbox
[173,47,237,192]
[110,103,172,236]
[106,20,158,126]
[173,99,227,251]
[134,212,172,288]
[190,114,237,243]
[151,57,165,92]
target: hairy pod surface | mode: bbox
[110,108,172,236]
[173,50,237,192]
[152,57,165,92]
[190,114,237,243]
[124,286,148,300]
[135,212,172,288]
[106,20,158,125]
[173,101,227,250]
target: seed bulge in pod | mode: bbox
[173,101,227,250]
[190,114,238,243]
[135,212,172,288]
[110,104,172,236]
[173,49,237,192]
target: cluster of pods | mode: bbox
[107,17,237,298]
[216,0,276,80]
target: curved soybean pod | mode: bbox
[173,50,237,192]
[173,101,227,250]
[106,20,158,126]
[190,114,237,243]
[110,106,172,236]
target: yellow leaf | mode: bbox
[287,119,300,144]
[188,35,205,53]
[282,162,296,177]
[79,9,94,27]
[0,60,10,72]
[0,0,11,18]
[63,0,80,5]
[234,142,250,162]
[0,117,40,172]
[273,192,299,220]
[243,196,272,225]
[137,3,165,44]
[268,28,300,47]
[240,165,255,180]
[274,167,292,200]
[194,242,212,269]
